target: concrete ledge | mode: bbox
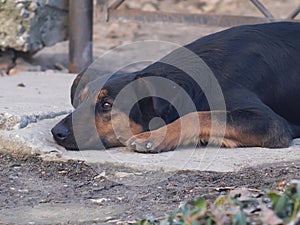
[1,113,299,173]
[0,72,74,130]
[1,72,300,173]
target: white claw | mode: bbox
[130,141,136,147]
[146,142,153,150]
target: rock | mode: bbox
[0,113,21,130]
[10,57,41,75]
[114,171,134,178]
[0,0,68,53]
[90,198,109,204]
[0,50,15,76]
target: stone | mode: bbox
[0,50,15,75]
[0,0,68,53]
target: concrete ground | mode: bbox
[1,72,300,173]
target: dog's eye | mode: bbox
[102,102,112,110]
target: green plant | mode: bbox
[266,180,300,222]
[136,180,300,225]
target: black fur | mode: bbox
[52,22,300,150]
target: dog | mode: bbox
[52,22,300,153]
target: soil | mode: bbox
[1,152,300,224]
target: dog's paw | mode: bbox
[126,132,160,153]
[126,131,178,153]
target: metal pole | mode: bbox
[250,0,274,21]
[69,0,93,73]
[287,4,300,20]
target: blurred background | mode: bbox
[0,0,299,75]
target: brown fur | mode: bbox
[126,111,279,153]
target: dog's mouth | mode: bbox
[52,134,79,151]
[61,140,113,151]
[51,124,79,151]
[52,127,116,151]
[63,144,80,151]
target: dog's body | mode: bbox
[52,22,300,153]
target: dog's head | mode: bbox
[51,66,181,150]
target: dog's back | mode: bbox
[52,22,300,151]
[144,22,300,124]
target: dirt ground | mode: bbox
[0,152,299,223]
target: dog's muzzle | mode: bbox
[51,114,79,150]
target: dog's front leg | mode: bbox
[126,111,228,153]
[126,109,293,153]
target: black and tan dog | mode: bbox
[52,22,300,153]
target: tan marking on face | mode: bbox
[96,89,108,104]
[94,89,143,147]
[79,86,89,104]
[95,108,143,147]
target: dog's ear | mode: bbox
[71,68,88,108]
[132,75,176,130]
[132,75,161,116]
[133,74,183,125]
[133,75,155,98]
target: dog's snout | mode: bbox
[51,125,70,142]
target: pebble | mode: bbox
[115,171,134,178]
[90,198,109,204]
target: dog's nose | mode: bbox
[51,125,70,142]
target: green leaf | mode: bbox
[296,182,300,199]
[290,198,300,221]
[190,198,207,211]
[214,195,229,206]
[290,184,300,221]
[167,211,177,225]
[274,194,288,218]
[192,221,200,225]
[268,191,281,205]
[233,212,247,225]
[205,217,212,225]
